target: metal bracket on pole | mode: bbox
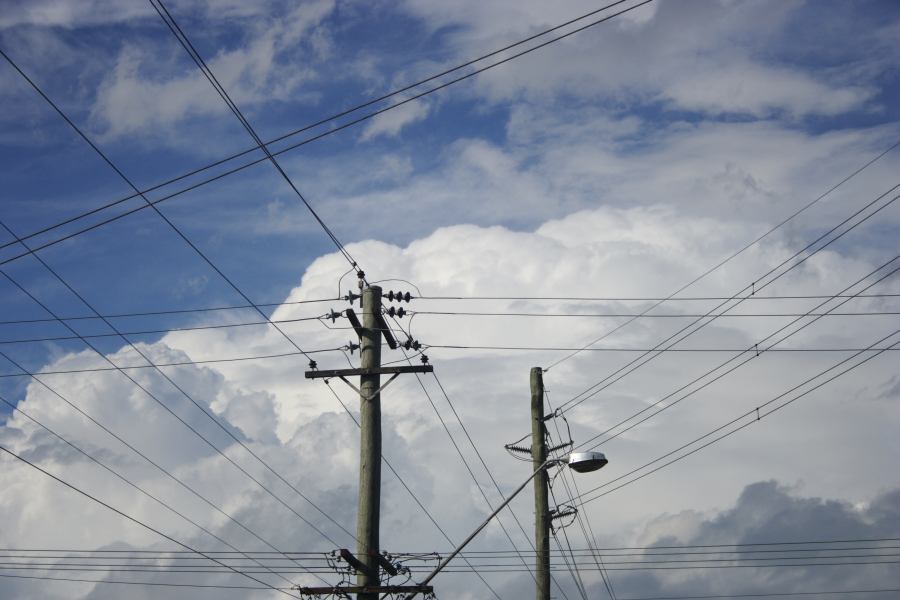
[305,365,433,379]
[296,585,433,596]
[344,308,397,349]
[339,548,374,578]
[338,372,400,401]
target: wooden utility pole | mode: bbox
[531,366,550,600]
[357,285,382,599]
[305,283,432,598]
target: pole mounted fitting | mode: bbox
[385,290,412,302]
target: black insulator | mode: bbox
[412,340,421,350]
[404,292,411,302]
[387,306,396,317]
[403,339,412,350]
[387,290,395,301]
[357,270,366,280]
[397,307,406,318]
[345,291,360,305]
[308,360,317,370]
[420,354,429,364]
[348,342,359,355]
[329,309,340,323]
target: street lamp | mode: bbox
[405,451,608,598]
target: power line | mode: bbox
[573,328,900,506]
[411,310,900,318]
[424,370,548,593]
[0,315,328,345]
[542,126,900,371]
[0,45,368,544]
[0,0,655,263]
[2,309,896,348]
[149,0,358,271]
[7,537,900,555]
[556,184,900,414]
[0,297,337,326]
[0,347,338,379]
[572,257,900,452]
[0,390,326,588]
[0,572,291,590]
[426,345,899,353]
[412,294,900,302]
[0,444,301,598]
[545,392,617,600]
[0,294,893,329]
[0,253,354,546]
[321,381,506,600]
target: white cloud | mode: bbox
[2,198,898,596]
[88,1,334,140]
[397,0,879,118]
[360,99,431,141]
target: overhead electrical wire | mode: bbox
[424,370,551,595]
[412,294,900,302]
[410,310,900,318]
[543,139,900,372]
[2,309,896,349]
[545,391,617,600]
[7,536,900,555]
[0,294,895,330]
[0,39,369,547]
[0,391,320,589]
[571,327,900,507]
[380,323,570,599]
[141,15,510,600]
[0,238,355,547]
[7,549,900,571]
[0,444,301,598]
[0,347,340,379]
[0,35,328,387]
[322,382,505,600]
[0,0,657,264]
[572,256,900,452]
[0,296,338,327]
[427,345,897,353]
[149,0,358,271]
[556,184,900,414]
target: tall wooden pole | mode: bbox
[531,367,550,600]
[357,285,383,599]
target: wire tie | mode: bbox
[756,407,761,421]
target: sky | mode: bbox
[0,0,899,598]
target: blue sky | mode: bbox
[1,1,899,598]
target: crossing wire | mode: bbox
[549,483,590,600]
[0,229,355,546]
[556,184,900,415]
[0,443,301,598]
[572,327,900,507]
[0,39,366,544]
[543,130,900,372]
[149,0,358,271]
[545,391,617,600]
[378,311,553,596]
[0,391,322,588]
[2,309,897,349]
[376,319,572,600]
[572,256,900,452]
[321,381,505,600]
[410,310,900,318]
[0,0,655,263]
[0,294,896,329]
[5,537,900,555]
[0,347,341,379]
